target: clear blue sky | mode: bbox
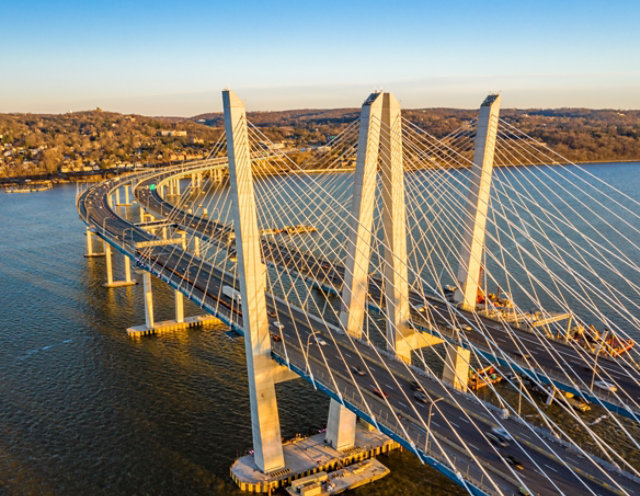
[1,0,639,115]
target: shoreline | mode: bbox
[2,158,639,191]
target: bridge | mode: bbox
[77,90,640,495]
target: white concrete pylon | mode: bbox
[328,92,387,452]
[455,94,501,310]
[223,89,285,473]
[379,92,411,362]
[339,92,384,339]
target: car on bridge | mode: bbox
[414,391,429,404]
[491,426,513,443]
[504,454,524,470]
[372,387,388,399]
[486,432,509,448]
[351,365,366,376]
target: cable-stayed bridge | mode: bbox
[77,90,640,496]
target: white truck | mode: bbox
[222,285,242,303]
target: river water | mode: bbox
[1,162,639,496]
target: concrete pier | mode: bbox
[84,227,105,257]
[102,244,137,288]
[126,314,221,337]
[230,425,398,493]
[175,290,184,323]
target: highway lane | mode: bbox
[271,309,635,496]
[133,166,640,418]
[78,173,640,496]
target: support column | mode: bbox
[193,236,201,257]
[380,92,411,362]
[175,291,184,323]
[115,188,121,207]
[124,255,132,283]
[223,89,285,473]
[339,92,384,339]
[455,94,501,310]
[202,207,208,219]
[143,272,155,329]
[84,227,104,257]
[124,184,130,204]
[326,399,357,451]
[175,178,181,196]
[86,227,93,255]
[443,345,471,392]
[103,246,137,288]
[104,243,114,286]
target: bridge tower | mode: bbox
[327,91,416,451]
[223,89,285,473]
[455,94,501,310]
[338,92,412,358]
[444,94,501,393]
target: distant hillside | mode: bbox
[0,109,222,179]
[192,108,640,163]
[1,106,639,180]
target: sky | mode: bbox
[1,0,639,115]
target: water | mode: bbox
[0,185,461,495]
[1,161,639,495]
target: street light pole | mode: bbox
[425,397,444,452]
[305,331,321,358]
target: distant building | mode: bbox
[158,130,187,137]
